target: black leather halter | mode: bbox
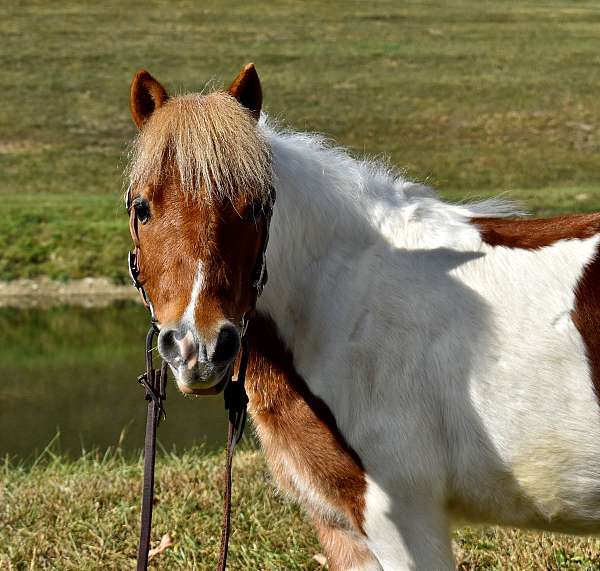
[126,186,275,571]
[126,189,156,322]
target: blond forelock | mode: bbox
[127,92,271,203]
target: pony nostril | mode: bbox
[159,328,200,369]
[175,330,199,369]
[162,330,175,350]
[157,328,180,363]
[212,325,241,364]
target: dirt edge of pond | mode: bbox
[0,278,140,308]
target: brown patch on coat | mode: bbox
[246,313,367,533]
[313,518,377,571]
[472,213,600,399]
[472,213,600,250]
[132,175,266,334]
[573,250,600,397]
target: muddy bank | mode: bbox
[0,278,139,308]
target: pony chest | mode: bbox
[248,379,366,529]
[246,313,367,529]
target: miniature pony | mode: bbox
[126,63,600,570]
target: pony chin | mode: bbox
[173,364,230,395]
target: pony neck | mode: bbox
[256,125,380,351]
[255,123,517,362]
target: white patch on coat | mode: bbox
[250,119,600,562]
[362,477,454,570]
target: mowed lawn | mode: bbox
[3,1,600,570]
[1,0,600,279]
[3,447,600,571]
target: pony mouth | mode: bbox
[173,362,230,395]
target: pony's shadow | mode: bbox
[349,242,590,564]
[310,240,568,565]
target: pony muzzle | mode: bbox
[157,322,241,391]
[175,330,199,370]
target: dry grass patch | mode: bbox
[3,447,600,569]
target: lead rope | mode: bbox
[217,335,249,571]
[136,325,167,571]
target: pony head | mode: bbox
[126,64,272,394]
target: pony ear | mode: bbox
[129,69,169,129]
[228,63,262,120]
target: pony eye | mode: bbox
[246,201,264,223]
[134,198,151,224]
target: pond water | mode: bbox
[0,302,228,460]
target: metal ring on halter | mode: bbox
[240,314,249,338]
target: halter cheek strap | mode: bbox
[127,196,157,322]
[250,186,276,299]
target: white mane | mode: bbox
[260,118,521,254]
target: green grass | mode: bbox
[1,0,600,279]
[3,0,600,193]
[0,446,321,570]
[0,187,598,282]
[0,193,128,281]
[2,446,600,570]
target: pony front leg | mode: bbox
[312,515,383,571]
[363,481,454,571]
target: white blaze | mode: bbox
[182,260,204,327]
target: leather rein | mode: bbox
[126,187,275,570]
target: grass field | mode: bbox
[3,447,600,571]
[4,1,600,569]
[1,0,600,280]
